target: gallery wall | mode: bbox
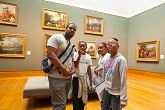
[1,0,164,74]
[128,4,165,73]
[0,0,128,70]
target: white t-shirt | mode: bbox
[46,34,75,79]
[74,52,92,77]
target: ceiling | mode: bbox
[45,0,165,18]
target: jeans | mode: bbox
[48,76,71,110]
[102,90,120,110]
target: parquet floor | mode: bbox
[0,71,165,110]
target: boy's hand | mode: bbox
[78,50,85,55]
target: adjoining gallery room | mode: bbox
[0,0,165,110]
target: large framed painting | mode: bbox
[44,34,52,57]
[42,8,68,30]
[136,40,160,62]
[78,40,97,59]
[0,33,26,57]
[84,15,104,36]
[0,1,18,26]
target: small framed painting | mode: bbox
[84,15,104,36]
[78,40,97,59]
[0,1,18,26]
[0,33,26,57]
[44,34,52,57]
[42,8,68,30]
[136,40,160,62]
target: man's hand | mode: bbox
[61,68,71,77]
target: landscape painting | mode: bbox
[0,33,26,57]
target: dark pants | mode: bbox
[72,77,85,110]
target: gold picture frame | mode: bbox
[0,1,18,26]
[42,8,68,30]
[44,34,52,57]
[84,15,104,36]
[136,40,160,62]
[78,40,97,59]
[0,33,26,57]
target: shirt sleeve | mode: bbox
[47,34,59,49]
[87,54,92,65]
[119,57,128,105]
[73,52,78,62]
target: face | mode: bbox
[97,43,107,55]
[78,42,87,53]
[107,39,119,54]
[65,24,77,38]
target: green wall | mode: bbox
[1,0,164,73]
[0,0,128,70]
[128,4,165,73]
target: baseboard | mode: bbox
[128,68,165,79]
[0,70,45,77]
[0,69,164,79]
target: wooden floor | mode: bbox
[0,70,165,110]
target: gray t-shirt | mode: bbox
[47,34,75,79]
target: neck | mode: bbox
[101,53,106,57]
[63,34,70,40]
[111,52,117,58]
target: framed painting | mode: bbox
[44,34,52,57]
[84,15,104,36]
[42,8,68,30]
[0,1,18,26]
[0,33,26,57]
[136,40,160,62]
[78,40,97,59]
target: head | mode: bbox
[78,41,87,54]
[64,22,77,40]
[107,38,119,56]
[97,41,108,56]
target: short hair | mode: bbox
[111,38,118,42]
[66,22,77,29]
[79,41,87,47]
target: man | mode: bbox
[46,22,77,110]
[102,38,127,110]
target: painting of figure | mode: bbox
[136,40,159,62]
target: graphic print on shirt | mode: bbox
[105,59,116,88]
[79,55,89,76]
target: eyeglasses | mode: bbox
[106,41,118,46]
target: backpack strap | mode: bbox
[58,41,71,59]
[49,41,71,67]
[57,45,75,74]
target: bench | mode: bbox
[23,76,51,98]
[23,66,96,98]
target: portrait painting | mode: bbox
[0,1,18,25]
[0,33,26,57]
[84,15,104,35]
[136,40,160,62]
[42,8,68,30]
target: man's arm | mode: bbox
[47,46,71,77]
